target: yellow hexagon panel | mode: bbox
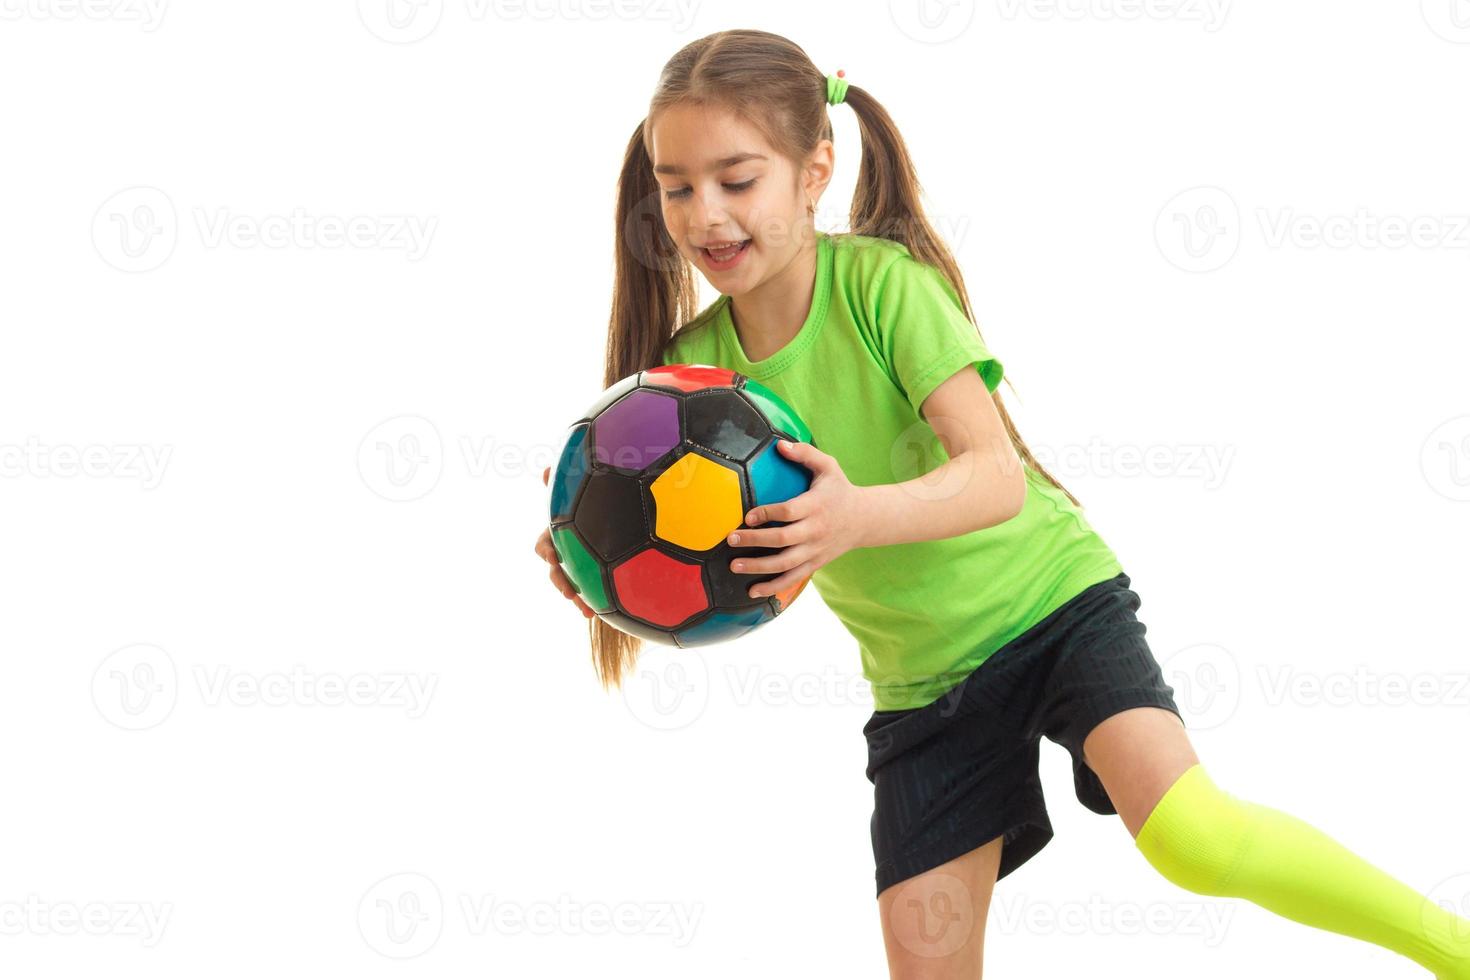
[651,452,743,552]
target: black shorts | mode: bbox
[862,571,1184,898]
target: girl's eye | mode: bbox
[664,179,757,201]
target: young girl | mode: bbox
[534,28,1470,979]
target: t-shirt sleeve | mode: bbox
[873,254,1004,419]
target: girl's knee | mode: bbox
[1132,763,1257,896]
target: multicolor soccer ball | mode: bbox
[548,363,815,647]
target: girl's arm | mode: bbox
[732,367,1026,599]
[857,364,1027,549]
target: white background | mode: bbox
[2,1,1468,977]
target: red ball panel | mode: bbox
[642,364,739,393]
[612,547,709,628]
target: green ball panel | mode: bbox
[740,379,812,443]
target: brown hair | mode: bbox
[591,28,1080,690]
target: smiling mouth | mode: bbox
[700,239,750,262]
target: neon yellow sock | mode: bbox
[1134,763,1470,979]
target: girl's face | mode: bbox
[649,103,830,294]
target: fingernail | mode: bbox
[732,562,744,572]
[729,533,741,545]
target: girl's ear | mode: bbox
[803,138,835,206]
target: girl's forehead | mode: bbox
[651,104,769,153]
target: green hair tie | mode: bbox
[825,70,848,106]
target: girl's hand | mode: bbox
[535,465,596,619]
[724,440,869,599]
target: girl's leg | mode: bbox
[878,834,1001,980]
[1085,707,1470,979]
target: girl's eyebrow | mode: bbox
[653,152,767,176]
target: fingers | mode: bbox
[730,545,810,577]
[536,526,594,619]
[776,438,829,473]
[542,466,550,487]
[726,524,797,549]
[746,490,815,526]
[751,563,811,600]
[547,564,596,619]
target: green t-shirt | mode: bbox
[661,230,1123,711]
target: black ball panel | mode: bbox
[573,470,649,564]
[685,389,771,462]
[702,537,783,609]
